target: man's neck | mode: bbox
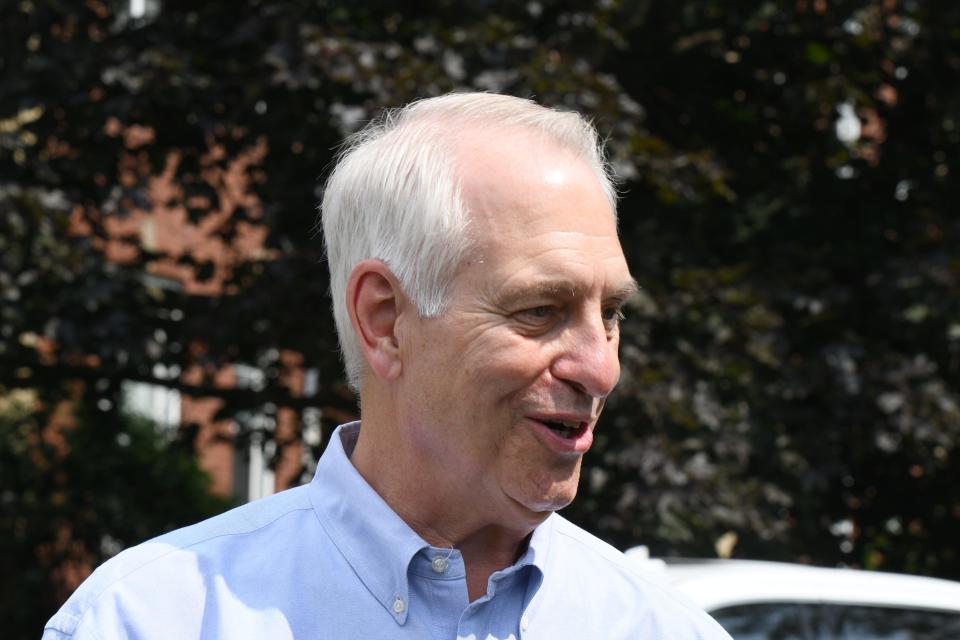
[349,413,541,601]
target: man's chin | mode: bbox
[514,484,579,515]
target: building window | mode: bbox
[233,364,275,502]
[127,0,160,22]
[121,363,181,434]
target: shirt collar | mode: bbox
[307,422,427,624]
[516,512,549,609]
[307,422,552,622]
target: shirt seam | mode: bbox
[45,609,106,640]
[553,527,625,564]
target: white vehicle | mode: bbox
[625,546,960,639]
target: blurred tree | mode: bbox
[2,0,959,635]
[0,386,233,636]
[578,0,960,580]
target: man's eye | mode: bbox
[516,306,556,324]
[602,306,625,328]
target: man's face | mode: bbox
[395,132,635,528]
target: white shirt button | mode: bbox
[431,555,449,573]
[520,615,530,632]
[392,597,405,614]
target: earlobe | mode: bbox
[346,260,404,381]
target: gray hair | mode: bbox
[320,92,616,390]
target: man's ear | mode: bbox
[346,260,406,381]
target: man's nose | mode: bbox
[550,314,621,399]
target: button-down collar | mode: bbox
[307,423,425,624]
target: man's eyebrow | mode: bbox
[607,278,641,301]
[496,278,640,305]
[496,281,578,306]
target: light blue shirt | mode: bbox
[44,423,730,639]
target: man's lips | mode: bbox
[525,414,594,454]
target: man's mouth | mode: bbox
[526,415,594,454]
[541,419,583,439]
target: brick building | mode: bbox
[70,118,320,503]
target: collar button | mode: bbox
[431,555,450,573]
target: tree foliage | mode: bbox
[582,0,960,577]
[0,389,233,635]
[3,0,960,635]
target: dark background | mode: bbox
[3,1,959,636]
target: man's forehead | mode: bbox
[452,125,578,172]
[456,143,613,224]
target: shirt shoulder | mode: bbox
[550,514,638,567]
[43,486,315,640]
[539,515,732,639]
[548,514,665,588]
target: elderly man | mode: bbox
[45,93,730,639]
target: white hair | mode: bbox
[320,92,617,390]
